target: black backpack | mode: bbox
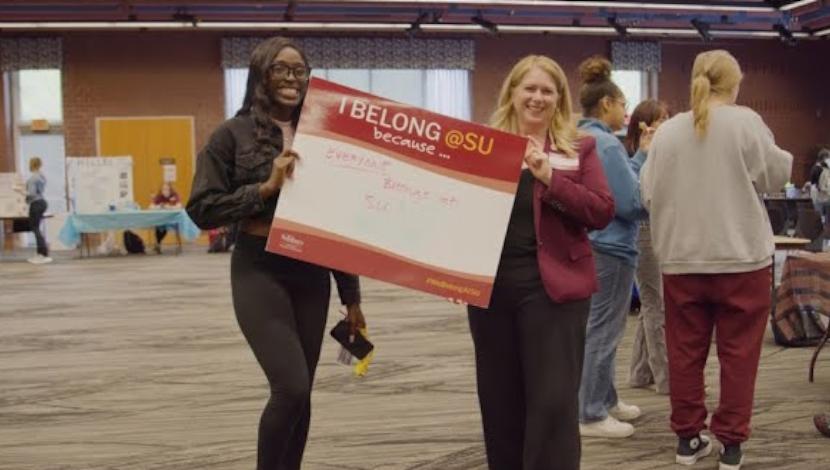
[123,230,146,254]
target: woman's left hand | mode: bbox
[345,303,366,336]
[524,138,552,186]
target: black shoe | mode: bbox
[719,444,743,470]
[676,434,712,465]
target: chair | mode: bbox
[793,199,818,231]
[767,206,786,235]
[795,208,824,252]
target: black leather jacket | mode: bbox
[187,113,361,305]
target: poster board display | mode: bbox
[0,173,27,218]
[66,156,134,213]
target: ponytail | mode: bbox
[689,50,743,139]
[691,75,712,137]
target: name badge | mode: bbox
[548,152,579,171]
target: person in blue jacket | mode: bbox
[575,56,652,439]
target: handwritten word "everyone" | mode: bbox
[326,147,391,175]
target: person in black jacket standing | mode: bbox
[187,37,366,470]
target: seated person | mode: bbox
[149,183,182,253]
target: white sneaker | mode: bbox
[579,416,635,438]
[609,401,642,421]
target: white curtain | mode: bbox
[224,68,471,121]
[224,68,249,119]
[425,70,470,121]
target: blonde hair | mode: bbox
[690,50,743,137]
[490,55,579,157]
[29,157,42,171]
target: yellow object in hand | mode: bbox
[353,326,374,377]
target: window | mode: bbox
[611,70,645,116]
[18,69,63,124]
[10,68,67,214]
[224,68,471,121]
[612,69,659,137]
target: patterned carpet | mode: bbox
[1,249,827,469]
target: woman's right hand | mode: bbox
[524,138,553,186]
[638,123,656,153]
[259,150,299,199]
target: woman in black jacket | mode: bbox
[187,37,365,470]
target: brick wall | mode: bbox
[0,32,827,185]
[472,35,609,125]
[472,36,830,184]
[62,32,225,158]
[658,40,830,183]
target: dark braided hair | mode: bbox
[236,37,309,160]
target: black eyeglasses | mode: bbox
[268,63,309,80]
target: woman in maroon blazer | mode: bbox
[467,54,614,470]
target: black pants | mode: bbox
[28,199,48,256]
[231,233,331,470]
[468,285,590,470]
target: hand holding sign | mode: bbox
[524,136,552,186]
[260,149,300,198]
[267,78,527,307]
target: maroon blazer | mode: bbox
[532,135,614,303]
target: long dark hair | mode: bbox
[236,37,309,159]
[624,99,669,156]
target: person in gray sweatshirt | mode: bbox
[641,50,792,470]
[25,156,51,264]
[575,56,651,439]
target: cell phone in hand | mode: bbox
[329,320,374,360]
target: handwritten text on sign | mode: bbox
[267,78,527,307]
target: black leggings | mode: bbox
[28,199,48,256]
[231,233,331,470]
[468,285,589,470]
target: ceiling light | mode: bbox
[196,22,408,31]
[691,18,712,41]
[337,1,776,13]
[607,16,628,37]
[471,12,498,34]
[0,21,193,29]
[406,11,429,36]
[780,0,820,11]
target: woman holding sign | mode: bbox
[467,55,614,470]
[187,37,366,470]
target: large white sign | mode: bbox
[66,156,134,213]
[0,173,27,218]
[266,78,527,307]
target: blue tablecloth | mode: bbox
[58,210,201,247]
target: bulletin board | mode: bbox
[96,116,195,209]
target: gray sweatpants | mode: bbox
[629,222,669,394]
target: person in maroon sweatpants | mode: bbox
[640,49,793,470]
